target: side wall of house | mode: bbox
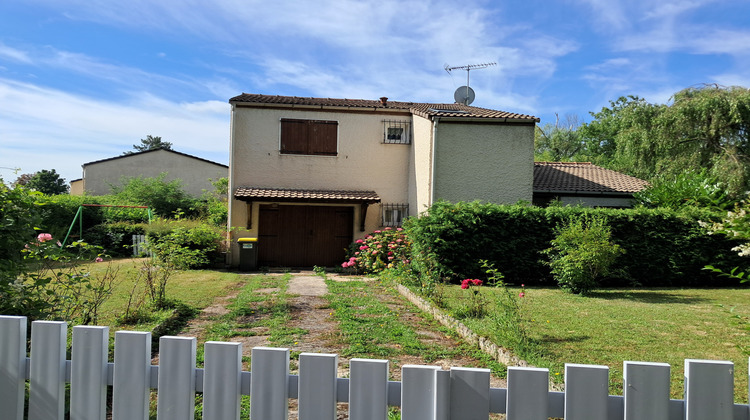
[433,122,534,204]
[409,115,435,217]
[83,150,227,197]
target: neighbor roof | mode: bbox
[229,93,539,122]
[82,148,228,168]
[234,187,381,203]
[534,162,649,194]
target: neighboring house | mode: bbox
[73,148,228,197]
[69,178,84,195]
[533,161,649,208]
[228,93,539,267]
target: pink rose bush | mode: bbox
[342,227,411,273]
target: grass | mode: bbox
[436,284,750,401]
[326,278,507,377]
[82,257,243,328]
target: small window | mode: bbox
[280,118,338,156]
[382,203,408,227]
[383,120,410,144]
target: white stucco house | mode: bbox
[72,148,228,197]
[228,94,539,268]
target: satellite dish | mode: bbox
[454,86,475,105]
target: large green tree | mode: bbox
[124,135,173,155]
[534,114,584,161]
[580,85,750,198]
[26,169,69,195]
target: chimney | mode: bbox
[379,97,388,106]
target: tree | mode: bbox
[26,169,69,195]
[12,173,33,187]
[579,85,750,199]
[124,135,173,155]
[112,173,196,217]
[534,113,584,161]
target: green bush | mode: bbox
[543,216,623,294]
[112,173,198,218]
[404,201,745,286]
[145,219,225,268]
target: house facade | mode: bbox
[228,94,538,268]
[74,148,228,197]
[533,161,649,207]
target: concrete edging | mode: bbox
[396,284,530,368]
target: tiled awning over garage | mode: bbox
[234,187,381,232]
[234,187,381,203]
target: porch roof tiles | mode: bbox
[234,187,381,203]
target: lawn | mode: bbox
[81,257,244,329]
[437,285,750,401]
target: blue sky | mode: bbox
[2,0,750,184]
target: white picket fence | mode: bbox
[1,315,749,420]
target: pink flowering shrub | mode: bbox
[342,227,411,274]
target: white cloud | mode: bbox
[0,42,32,64]
[0,78,228,183]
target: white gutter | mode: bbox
[430,117,440,206]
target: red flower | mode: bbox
[519,292,525,298]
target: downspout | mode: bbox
[430,117,440,206]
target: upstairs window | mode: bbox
[382,203,409,227]
[383,120,410,144]
[280,118,338,156]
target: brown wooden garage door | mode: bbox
[258,205,354,267]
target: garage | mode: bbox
[233,187,381,268]
[258,205,353,267]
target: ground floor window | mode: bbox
[381,203,408,227]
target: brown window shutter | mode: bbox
[280,119,308,154]
[309,120,338,155]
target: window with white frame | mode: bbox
[382,203,408,227]
[382,120,410,144]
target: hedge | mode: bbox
[404,201,746,287]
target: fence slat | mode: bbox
[684,359,734,420]
[28,320,67,420]
[298,353,338,420]
[564,363,609,420]
[623,361,670,420]
[113,331,152,420]
[0,316,27,420]
[449,367,490,420]
[157,336,197,420]
[251,347,289,420]
[71,326,109,420]
[401,365,439,420]
[350,358,389,420]
[203,341,242,420]
[506,366,549,420]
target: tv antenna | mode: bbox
[444,62,496,105]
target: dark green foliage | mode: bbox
[404,201,745,287]
[124,135,173,155]
[0,182,42,313]
[26,169,69,195]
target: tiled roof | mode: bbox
[234,187,381,202]
[229,93,538,122]
[82,148,228,168]
[534,162,649,194]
